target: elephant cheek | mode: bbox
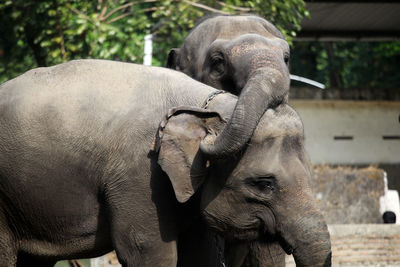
[200,190,239,234]
[201,207,229,234]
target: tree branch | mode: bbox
[105,7,157,24]
[142,7,158,13]
[98,3,108,21]
[54,2,67,60]
[183,0,231,15]
[106,12,132,24]
[102,2,134,21]
[97,0,103,11]
[67,4,96,24]
[217,1,252,12]
[102,0,158,21]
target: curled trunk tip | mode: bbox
[200,67,289,158]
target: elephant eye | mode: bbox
[284,53,290,65]
[247,176,276,192]
[211,52,224,63]
[210,53,225,78]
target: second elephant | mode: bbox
[168,14,292,267]
[167,14,291,157]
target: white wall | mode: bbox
[290,100,400,164]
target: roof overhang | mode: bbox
[296,1,400,41]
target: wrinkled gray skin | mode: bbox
[168,15,291,267]
[0,60,330,267]
[167,15,290,158]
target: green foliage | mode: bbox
[0,0,308,83]
[0,0,151,83]
[3,0,397,90]
[291,41,400,89]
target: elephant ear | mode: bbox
[166,48,180,69]
[154,106,225,203]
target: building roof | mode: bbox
[297,1,400,41]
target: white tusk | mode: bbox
[290,74,326,89]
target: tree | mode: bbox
[290,41,400,89]
[0,0,308,83]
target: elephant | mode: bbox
[167,14,291,266]
[0,59,330,266]
[167,14,290,158]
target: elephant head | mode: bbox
[156,105,331,266]
[167,15,290,158]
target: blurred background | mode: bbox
[1,0,399,266]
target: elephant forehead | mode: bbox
[229,36,283,59]
[192,15,280,40]
[252,105,304,144]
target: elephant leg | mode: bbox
[109,218,143,267]
[0,212,18,266]
[224,241,250,267]
[0,235,17,266]
[105,180,178,267]
[177,219,224,267]
[112,228,177,267]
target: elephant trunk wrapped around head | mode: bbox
[167,15,290,157]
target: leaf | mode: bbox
[50,49,60,58]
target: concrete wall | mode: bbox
[290,100,400,165]
[289,87,400,101]
[310,165,386,224]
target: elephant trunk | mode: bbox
[280,206,331,267]
[200,67,289,157]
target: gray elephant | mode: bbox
[167,14,290,157]
[0,60,330,266]
[167,14,291,266]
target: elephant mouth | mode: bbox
[278,236,295,255]
[202,210,263,240]
[223,218,263,241]
[225,228,258,241]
